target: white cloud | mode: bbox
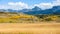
[34,3,53,9]
[33,0,60,10]
[53,0,60,6]
[0,0,60,10]
[8,2,29,10]
[0,5,9,9]
[0,2,29,10]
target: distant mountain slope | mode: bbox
[0,6,60,15]
[24,6,60,15]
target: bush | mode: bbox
[44,18,53,21]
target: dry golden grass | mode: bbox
[0,23,60,34]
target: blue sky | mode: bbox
[0,0,60,10]
[0,0,55,5]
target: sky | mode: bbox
[0,0,60,10]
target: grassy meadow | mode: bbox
[0,12,60,23]
[0,12,60,34]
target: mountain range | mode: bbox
[0,6,60,15]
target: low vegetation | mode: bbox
[35,15,60,22]
[0,12,60,23]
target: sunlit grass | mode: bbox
[0,12,60,23]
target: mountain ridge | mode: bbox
[0,6,60,15]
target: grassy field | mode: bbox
[0,22,60,34]
[0,12,60,23]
